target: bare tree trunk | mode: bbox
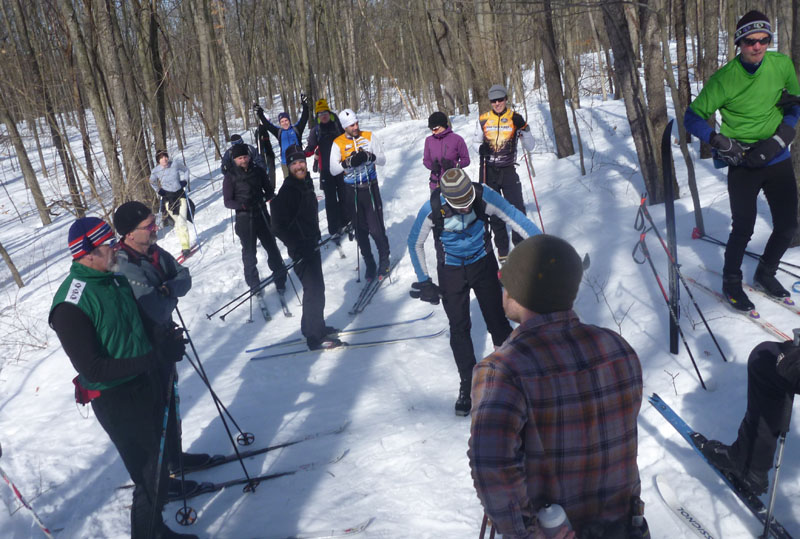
[12,0,84,216]
[699,0,720,159]
[0,240,24,288]
[213,0,247,125]
[674,0,691,134]
[602,1,664,202]
[588,11,608,101]
[0,94,50,225]
[541,0,574,158]
[58,0,126,204]
[640,0,668,152]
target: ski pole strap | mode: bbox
[631,232,649,265]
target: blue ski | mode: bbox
[648,393,791,538]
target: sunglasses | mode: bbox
[136,221,158,231]
[741,36,771,46]
[431,126,444,132]
[490,98,506,104]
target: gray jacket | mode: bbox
[149,160,189,194]
[115,242,192,326]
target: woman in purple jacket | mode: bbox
[423,112,470,191]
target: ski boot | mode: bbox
[700,440,768,496]
[753,263,790,298]
[722,274,755,312]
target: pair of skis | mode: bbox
[649,393,791,538]
[248,312,444,361]
[256,290,293,322]
[349,258,400,315]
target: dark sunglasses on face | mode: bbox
[741,36,771,46]
[490,98,506,104]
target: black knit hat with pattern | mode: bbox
[734,10,772,45]
[500,235,583,313]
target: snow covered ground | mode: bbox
[1,90,799,538]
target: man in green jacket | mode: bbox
[685,10,800,311]
[49,217,193,539]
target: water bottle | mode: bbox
[537,503,572,537]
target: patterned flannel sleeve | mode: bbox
[468,357,534,538]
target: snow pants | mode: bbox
[723,158,797,277]
[731,341,797,475]
[484,165,526,257]
[163,196,191,251]
[437,255,512,388]
[234,208,287,291]
[91,373,171,538]
[344,182,390,269]
[321,171,349,236]
[293,249,327,346]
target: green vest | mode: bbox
[689,51,800,143]
[51,262,152,390]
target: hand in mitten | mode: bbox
[300,93,309,106]
[158,188,167,197]
[180,180,187,188]
[440,158,455,172]
[744,123,795,168]
[348,150,375,168]
[253,103,263,114]
[709,132,746,167]
[478,142,491,158]
[409,279,441,305]
[512,114,526,130]
[161,325,186,363]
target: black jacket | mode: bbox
[223,163,274,212]
[304,115,344,175]
[271,173,321,259]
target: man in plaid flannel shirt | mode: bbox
[468,235,648,538]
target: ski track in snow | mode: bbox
[0,92,799,538]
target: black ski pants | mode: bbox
[731,341,797,475]
[293,249,327,346]
[437,255,512,388]
[484,165,526,257]
[344,182,390,267]
[235,208,287,291]
[723,159,798,277]
[321,171,349,236]
[92,373,171,538]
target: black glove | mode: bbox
[440,158,455,172]
[300,93,309,106]
[161,325,186,363]
[157,284,171,297]
[430,159,441,177]
[347,150,375,168]
[253,103,263,114]
[313,157,319,173]
[512,114,526,130]
[180,180,187,188]
[409,279,441,305]
[709,132,745,166]
[745,123,795,168]
[478,142,491,158]
[158,188,167,197]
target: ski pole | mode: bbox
[635,195,727,362]
[0,443,55,539]
[761,329,799,538]
[354,185,361,283]
[479,513,488,539]
[175,307,254,445]
[522,150,545,232]
[257,205,297,303]
[150,367,177,538]
[632,231,708,390]
[169,368,198,527]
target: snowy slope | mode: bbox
[1,94,799,538]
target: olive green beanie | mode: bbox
[500,235,583,313]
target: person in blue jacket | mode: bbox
[407,168,540,416]
[254,94,310,179]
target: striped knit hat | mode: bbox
[440,168,475,209]
[734,11,772,45]
[68,217,115,260]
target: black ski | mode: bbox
[119,422,349,490]
[250,328,446,361]
[662,119,679,354]
[648,393,792,538]
[166,451,348,502]
[278,290,293,317]
[349,258,400,315]
[245,312,434,353]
